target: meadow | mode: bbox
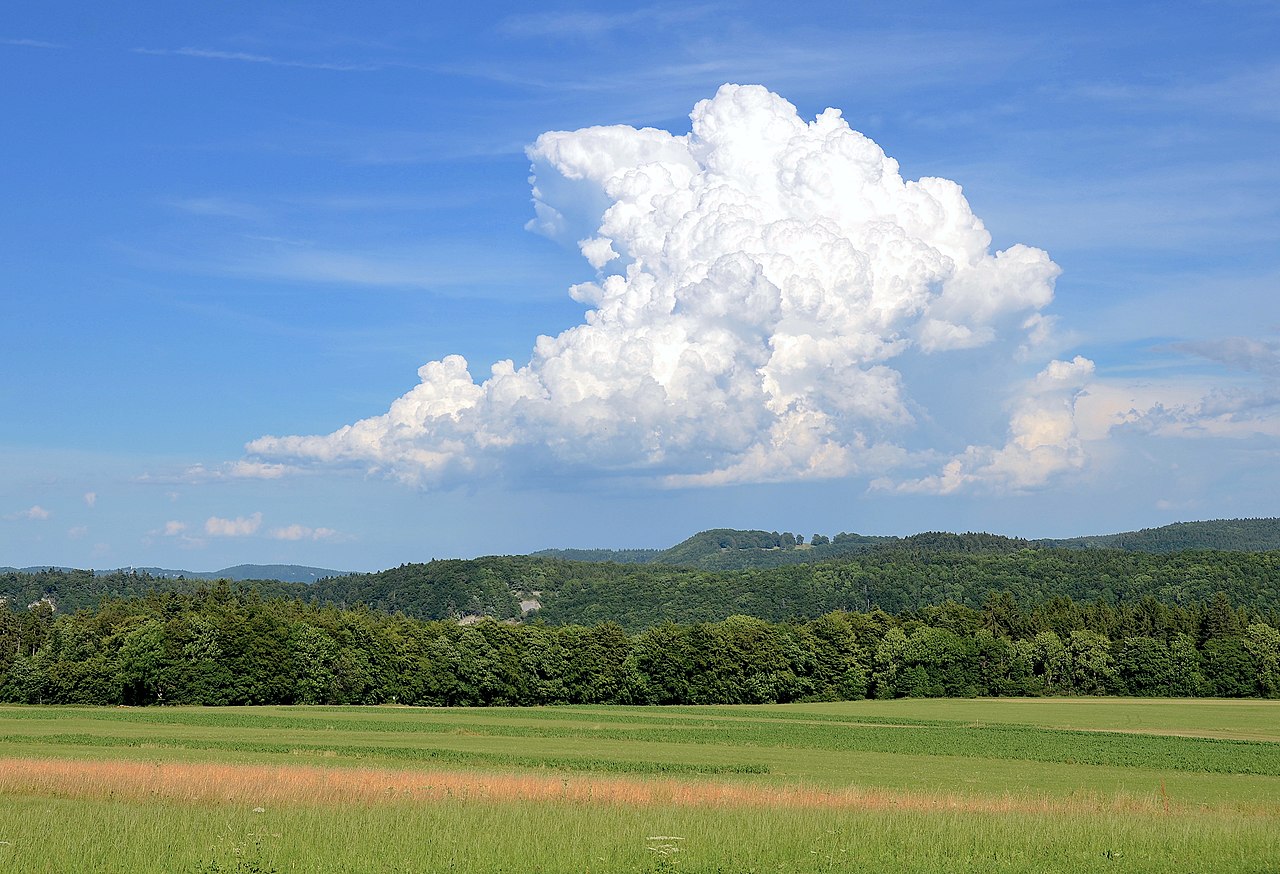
[0,698,1277,872]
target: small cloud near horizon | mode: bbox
[205,512,263,537]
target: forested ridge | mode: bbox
[1039,518,1280,553]
[2,586,1277,706]
[536,518,1280,569]
[5,545,1280,632]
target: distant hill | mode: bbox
[536,528,895,570]
[202,564,349,583]
[0,564,346,584]
[0,568,307,615]
[1035,518,1280,554]
[538,520,1280,571]
[538,529,1033,570]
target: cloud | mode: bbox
[138,461,293,485]
[226,461,289,480]
[67,526,88,540]
[249,85,1069,491]
[1073,334,1280,442]
[6,505,51,521]
[167,196,268,222]
[883,357,1095,494]
[133,47,376,73]
[1170,336,1280,377]
[83,491,97,508]
[1100,386,1280,440]
[149,520,205,549]
[269,524,338,541]
[499,6,714,39]
[1,38,65,49]
[204,512,263,537]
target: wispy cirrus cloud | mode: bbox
[132,46,378,73]
[1062,62,1280,123]
[1,38,64,49]
[136,461,292,485]
[126,235,569,297]
[499,5,718,39]
[166,196,269,222]
[1170,336,1280,377]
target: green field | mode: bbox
[0,699,1277,872]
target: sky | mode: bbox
[2,1,1278,571]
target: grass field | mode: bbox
[0,699,1277,872]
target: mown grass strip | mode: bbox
[0,733,768,776]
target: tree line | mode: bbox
[1,587,1277,707]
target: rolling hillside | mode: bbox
[1036,518,1280,553]
[6,519,1278,631]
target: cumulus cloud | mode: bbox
[269,524,338,541]
[249,84,1078,492]
[147,520,205,549]
[883,356,1095,494]
[204,512,262,537]
[6,505,51,521]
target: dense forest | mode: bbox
[6,545,1280,633]
[1,587,1276,706]
[537,519,1280,569]
[5,518,1278,708]
[1040,518,1280,553]
[538,528,902,569]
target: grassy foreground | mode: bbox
[0,699,1277,872]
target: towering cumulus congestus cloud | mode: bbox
[248,85,1092,492]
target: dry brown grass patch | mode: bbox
[0,756,1226,819]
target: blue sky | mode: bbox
[3,1,1277,570]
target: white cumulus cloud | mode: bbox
[883,356,1095,494]
[204,512,263,537]
[248,84,1080,492]
[269,524,338,541]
